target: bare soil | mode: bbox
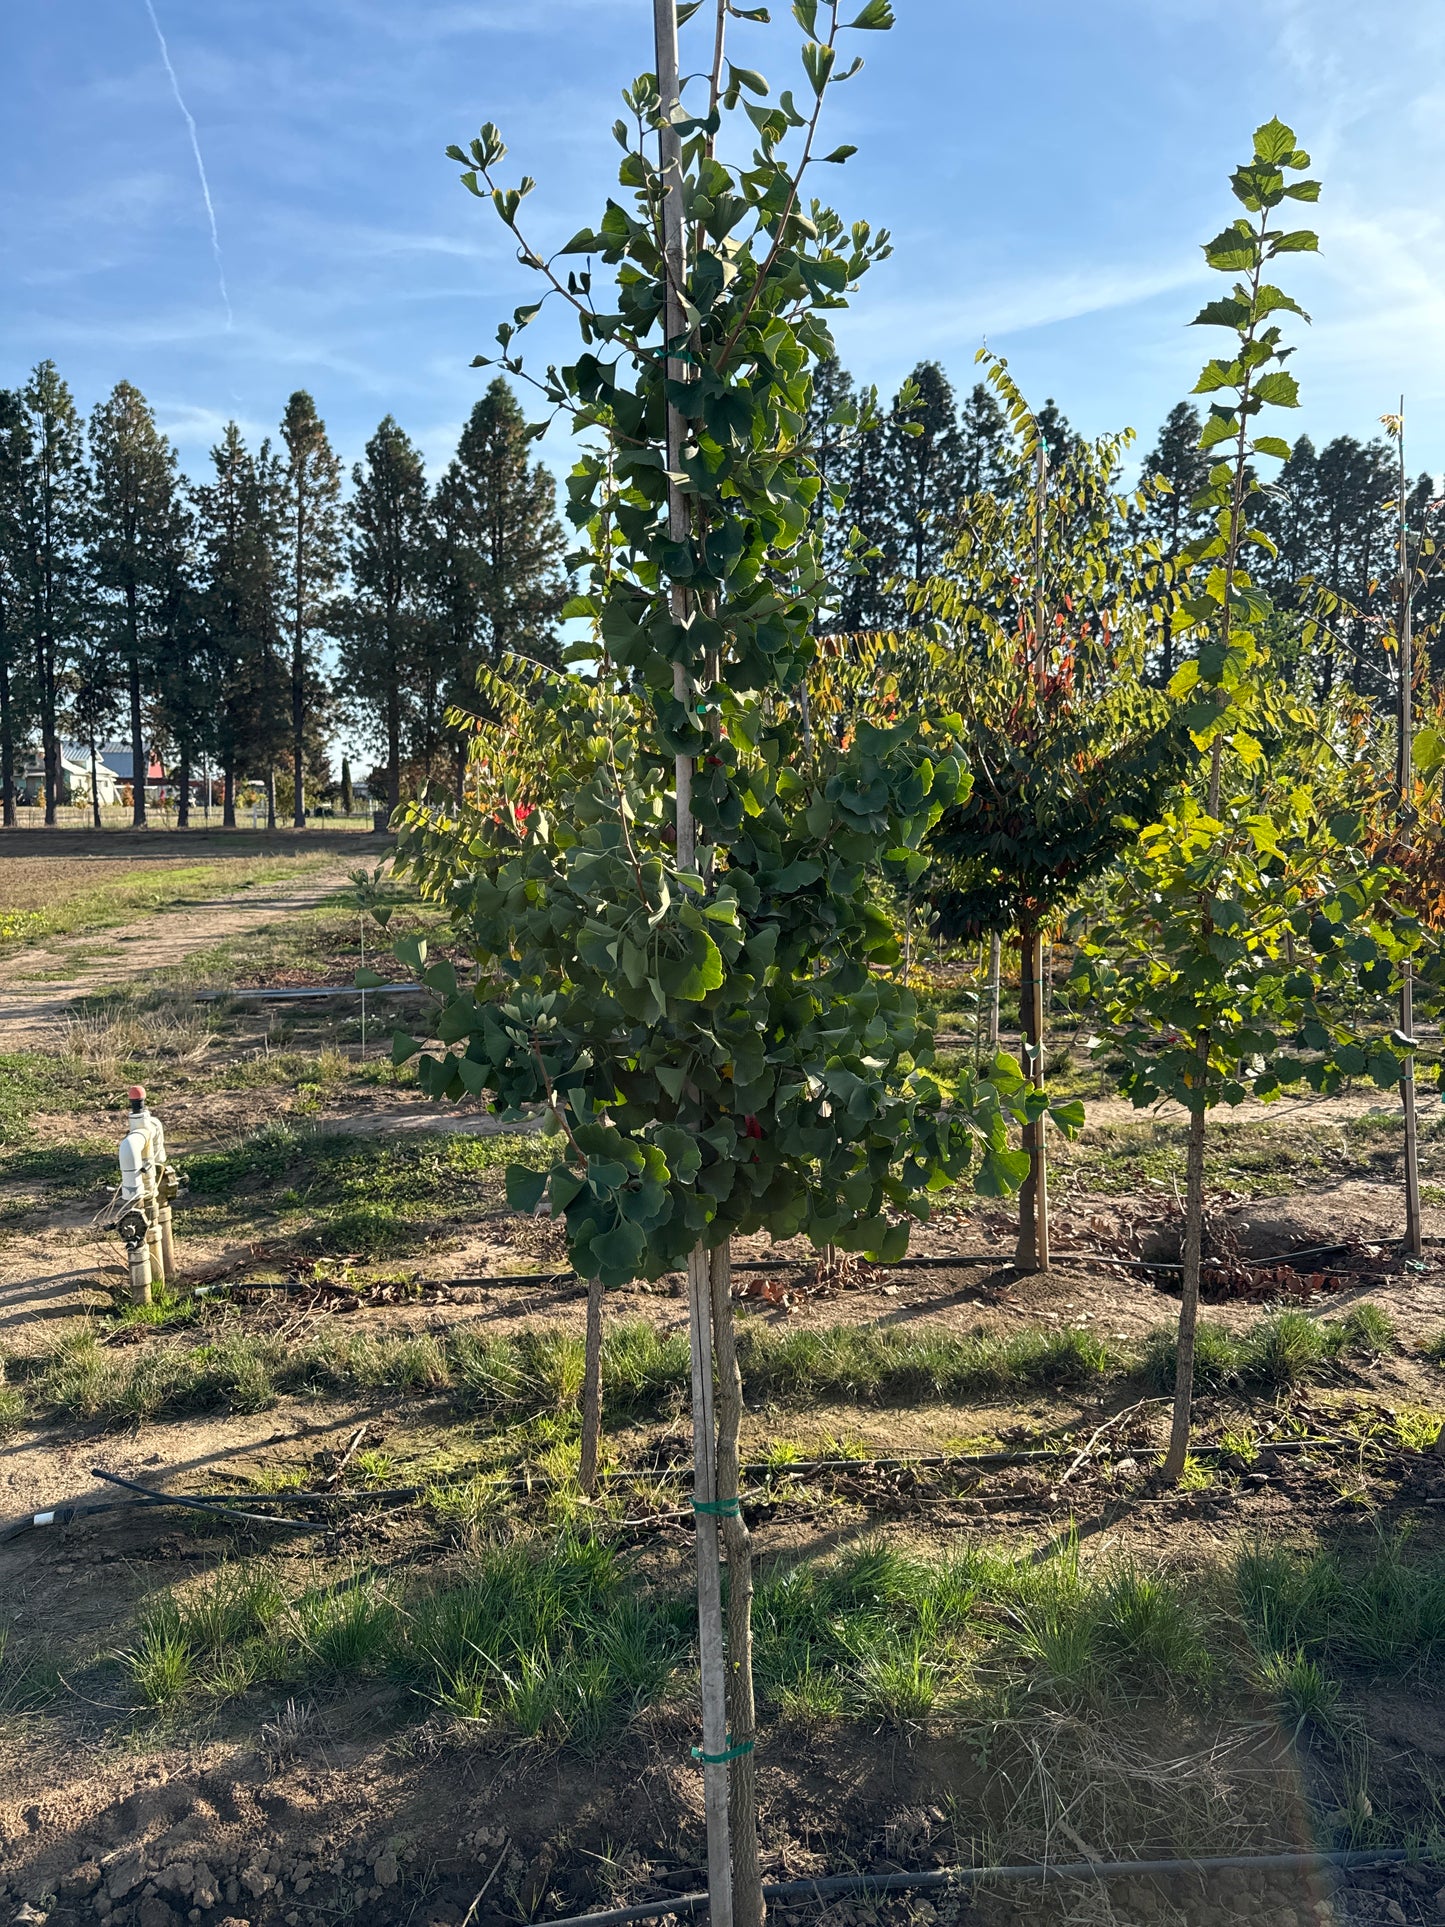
[3,886,1445,1927]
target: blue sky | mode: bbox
[4,0,1445,492]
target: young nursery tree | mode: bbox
[1076,120,1420,1481]
[916,358,1188,1268]
[386,5,1071,1919]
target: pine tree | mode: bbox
[1138,402,1211,683]
[0,389,38,826]
[89,381,185,828]
[340,754,354,817]
[433,379,567,791]
[195,424,286,827]
[66,630,122,828]
[339,416,431,815]
[803,354,860,631]
[886,360,967,587]
[279,391,343,827]
[11,363,91,824]
[153,492,213,829]
[1314,435,1395,697]
[836,412,896,631]
[958,381,1012,497]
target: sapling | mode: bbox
[387,5,1071,1921]
[1078,121,1422,1482]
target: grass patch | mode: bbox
[0,855,336,959]
[180,1123,550,1258]
[113,1530,1445,1756]
[6,1304,1392,1436]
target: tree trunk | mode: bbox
[265,766,277,831]
[292,732,306,829]
[685,1243,734,1927]
[387,682,401,817]
[988,930,1001,1050]
[128,593,146,828]
[177,748,191,830]
[455,740,467,809]
[1163,1067,1210,1482]
[222,764,236,829]
[710,1242,763,1927]
[89,732,101,830]
[579,1271,604,1498]
[1014,921,1049,1272]
[0,655,14,827]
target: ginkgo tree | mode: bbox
[1075,119,1423,1482]
[379,5,1074,1923]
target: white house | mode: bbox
[19,744,123,808]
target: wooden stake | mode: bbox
[686,1244,734,1927]
[1163,1045,1210,1482]
[1395,397,1422,1260]
[655,7,734,1920]
[579,1270,604,1498]
[988,930,1001,1050]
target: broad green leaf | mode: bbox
[391,1031,424,1067]
[846,0,895,24]
[354,967,386,990]
[395,934,428,974]
[506,1164,548,1213]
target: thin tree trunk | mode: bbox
[222,764,236,829]
[265,766,277,831]
[387,676,401,818]
[177,747,191,830]
[292,731,305,829]
[128,590,146,828]
[1163,1060,1210,1482]
[656,4,734,1920]
[579,1271,604,1498]
[686,1243,734,1927]
[710,1242,763,1927]
[1395,398,1422,1259]
[89,732,101,830]
[988,931,1001,1050]
[1014,921,1048,1272]
[0,656,14,827]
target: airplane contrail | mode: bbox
[142,0,234,329]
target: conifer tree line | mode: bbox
[810,355,1445,692]
[0,363,569,828]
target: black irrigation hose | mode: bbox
[89,1466,327,1532]
[537,1850,1417,1927]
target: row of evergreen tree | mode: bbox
[0,364,569,826]
[808,358,1442,695]
[2,353,1431,828]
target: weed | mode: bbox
[1259,1649,1341,1728]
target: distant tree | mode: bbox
[340,754,354,816]
[803,354,861,629]
[65,631,123,828]
[835,409,895,630]
[432,379,567,791]
[339,416,431,815]
[1036,397,1078,465]
[10,362,91,824]
[89,381,186,828]
[1314,435,1395,696]
[0,389,39,826]
[1137,402,1212,683]
[194,424,286,826]
[279,391,344,827]
[153,508,216,831]
[958,381,1012,497]
[886,360,967,587]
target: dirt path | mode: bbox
[0,864,358,1044]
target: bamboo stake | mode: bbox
[988,930,1001,1050]
[686,1245,734,1927]
[710,1242,763,1927]
[654,7,734,1919]
[1394,398,1422,1260]
[579,1271,604,1498]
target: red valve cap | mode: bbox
[129,1085,146,1103]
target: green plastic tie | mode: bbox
[692,1497,742,1518]
[692,1736,755,1766]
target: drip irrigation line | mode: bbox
[193,984,420,1002]
[190,1238,1400,1302]
[90,1467,327,1532]
[536,1849,1417,1927]
[2,1429,1369,1545]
